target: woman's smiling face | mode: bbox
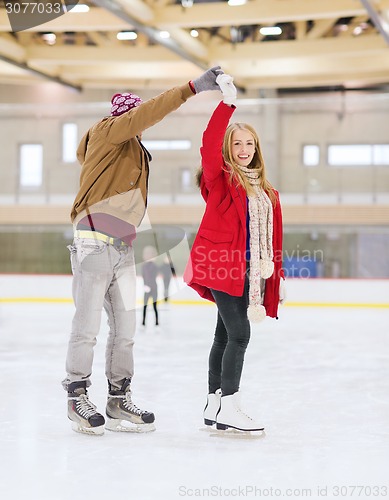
[231,129,256,167]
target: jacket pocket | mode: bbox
[216,196,232,215]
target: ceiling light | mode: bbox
[190,29,199,38]
[117,31,138,41]
[230,26,239,42]
[159,31,171,39]
[259,26,282,36]
[41,33,56,45]
[68,4,90,13]
[228,0,247,5]
[181,0,194,7]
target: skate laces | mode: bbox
[123,392,145,416]
[239,408,254,421]
[234,397,254,421]
[74,394,99,419]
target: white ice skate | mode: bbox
[216,392,264,433]
[203,388,222,426]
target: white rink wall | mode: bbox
[0,274,388,306]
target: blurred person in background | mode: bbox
[141,246,159,327]
[159,254,176,302]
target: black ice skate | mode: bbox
[106,378,155,433]
[67,381,105,436]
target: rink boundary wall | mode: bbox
[0,298,388,308]
[0,275,388,309]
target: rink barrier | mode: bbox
[0,297,388,308]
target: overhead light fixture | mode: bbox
[228,0,247,5]
[181,0,194,7]
[41,33,56,45]
[230,26,239,42]
[190,29,199,38]
[159,31,171,39]
[68,4,90,13]
[117,31,138,41]
[259,26,282,36]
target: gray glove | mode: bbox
[192,66,224,93]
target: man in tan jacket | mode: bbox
[62,67,223,435]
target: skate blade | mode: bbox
[199,425,216,433]
[209,427,266,440]
[105,419,156,433]
[71,422,104,436]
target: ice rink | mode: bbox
[0,275,388,500]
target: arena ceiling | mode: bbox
[1,0,389,92]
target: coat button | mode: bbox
[130,181,134,186]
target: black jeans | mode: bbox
[209,274,250,396]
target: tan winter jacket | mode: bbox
[71,83,194,226]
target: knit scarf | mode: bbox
[237,165,274,322]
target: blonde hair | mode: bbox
[196,122,276,205]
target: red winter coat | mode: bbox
[183,102,284,318]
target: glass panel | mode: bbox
[328,145,372,166]
[142,140,191,151]
[62,123,78,163]
[181,168,192,191]
[20,144,43,187]
[373,145,389,165]
[303,144,320,166]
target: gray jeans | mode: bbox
[62,237,137,391]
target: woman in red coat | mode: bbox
[184,74,285,433]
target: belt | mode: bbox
[74,230,127,247]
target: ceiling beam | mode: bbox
[359,0,389,46]
[90,0,210,69]
[0,54,82,90]
[154,0,389,28]
[27,45,180,65]
[306,19,336,40]
[25,34,388,68]
[0,35,25,61]
[209,34,387,60]
[0,35,81,90]
[0,1,388,33]
[21,33,389,90]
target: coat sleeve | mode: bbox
[96,84,194,145]
[201,102,235,186]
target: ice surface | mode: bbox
[0,275,388,500]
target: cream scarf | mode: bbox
[237,165,274,322]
